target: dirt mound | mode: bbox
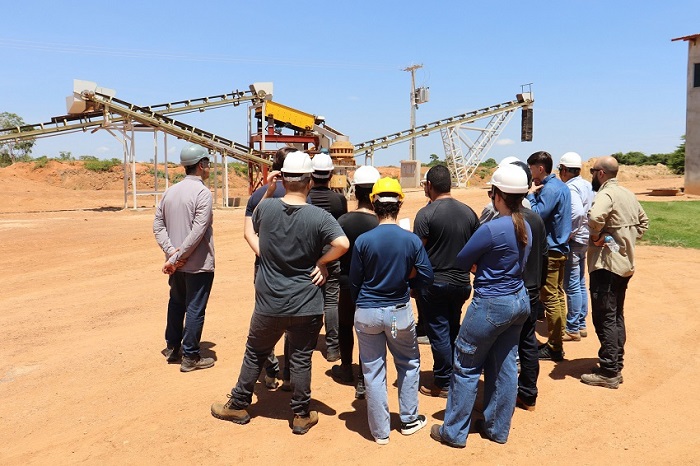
[0,159,681,198]
[1,160,252,195]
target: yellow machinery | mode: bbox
[257,101,315,132]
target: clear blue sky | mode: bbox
[1,1,698,166]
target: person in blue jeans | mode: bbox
[557,152,595,341]
[430,164,532,448]
[350,177,433,445]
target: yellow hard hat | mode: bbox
[370,177,404,203]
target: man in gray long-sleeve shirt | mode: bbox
[153,143,216,372]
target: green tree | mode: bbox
[0,112,36,166]
[427,153,443,167]
[479,158,497,168]
[667,136,685,175]
[59,151,74,161]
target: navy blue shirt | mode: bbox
[526,173,571,255]
[245,181,286,217]
[350,224,433,307]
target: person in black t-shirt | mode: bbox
[308,152,348,362]
[331,165,380,399]
[413,165,480,398]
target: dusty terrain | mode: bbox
[1,161,699,465]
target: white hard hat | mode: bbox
[498,156,520,168]
[312,152,334,178]
[281,151,314,180]
[180,144,209,167]
[489,164,529,194]
[352,165,381,186]
[559,151,582,168]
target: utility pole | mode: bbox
[403,64,428,161]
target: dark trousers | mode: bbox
[322,261,341,354]
[590,269,630,377]
[338,281,356,367]
[230,313,323,416]
[165,271,214,357]
[417,282,471,389]
[254,264,288,379]
[517,287,541,404]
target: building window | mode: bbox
[695,63,700,88]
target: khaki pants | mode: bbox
[541,252,567,352]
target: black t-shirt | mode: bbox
[522,208,548,292]
[308,186,348,219]
[413,197,480,286]
[337,211,379,278]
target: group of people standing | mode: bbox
[153,144,648,448]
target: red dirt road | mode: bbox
[1,170,699,465]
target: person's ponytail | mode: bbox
[496,187,528,247]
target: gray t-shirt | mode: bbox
[252,198,344,316]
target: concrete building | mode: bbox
[673,33,700,195]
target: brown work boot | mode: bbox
[180,354,215,372]
[592,366,624,384]
[579,328,588,338]
[580,372,620,389]
[419,384,449,398]
[562,331,581,342]
[292,411,318,435]
[211,395,251,424]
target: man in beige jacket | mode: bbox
[581,156,649,389]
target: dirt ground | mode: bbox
[1,162,699,465]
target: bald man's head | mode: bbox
[599,156,619,177]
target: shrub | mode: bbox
[33,155,49,168]
[480,158,497,168]
[146,167,167,178]
[230,162,248,177]
[84,159,121,172]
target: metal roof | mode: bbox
[671,33,700,42]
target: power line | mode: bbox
[0,38,399,72]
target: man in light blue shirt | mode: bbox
[527,151,571,361]
[558,152,594,342]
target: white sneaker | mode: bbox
[401,414,427,435]
[375,436,389,445]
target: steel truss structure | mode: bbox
[353,94,533,185]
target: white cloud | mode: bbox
[96,146,110,153]
[495,138,515,146]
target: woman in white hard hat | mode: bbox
[331,166,381,399]
[430,164,532,449]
